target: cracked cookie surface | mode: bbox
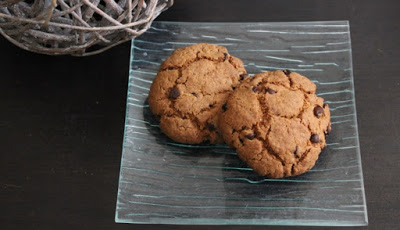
[148,43,246,144]
[219,70,331,178]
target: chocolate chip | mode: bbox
[323,103,328,108]
[245,132,256,140]
[313,105,324,117]
[310,134,320,143]
[283,69,291,76]
[192,93,198,97]
[223,53,228,61]
[206,123,216,131]
[324,125,331,136]
[240,73,250,80]
[209,104,214,108]
[222,103,227,112]
[169,87,180,99]
[266,88,276,94]
[252,86,259,92]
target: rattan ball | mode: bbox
[0,0,173,56]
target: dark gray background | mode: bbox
[0,0,399,229]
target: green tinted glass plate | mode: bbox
[115,21,367,226]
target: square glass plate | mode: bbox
[115,21,367,226]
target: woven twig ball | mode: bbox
[0,0,173,56]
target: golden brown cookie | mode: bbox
[219,70,331,178]
[148,43,247,144]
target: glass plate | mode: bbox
[115,21,368,226]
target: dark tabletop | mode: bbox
[1,0,399,229]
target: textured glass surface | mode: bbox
[115,21,367,226]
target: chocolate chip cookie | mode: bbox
[148,43,247,144]
[219,70,331,178]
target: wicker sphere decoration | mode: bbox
[0,0,173,56]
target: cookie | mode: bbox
[148,43,247,144]
[219,70,331,178]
